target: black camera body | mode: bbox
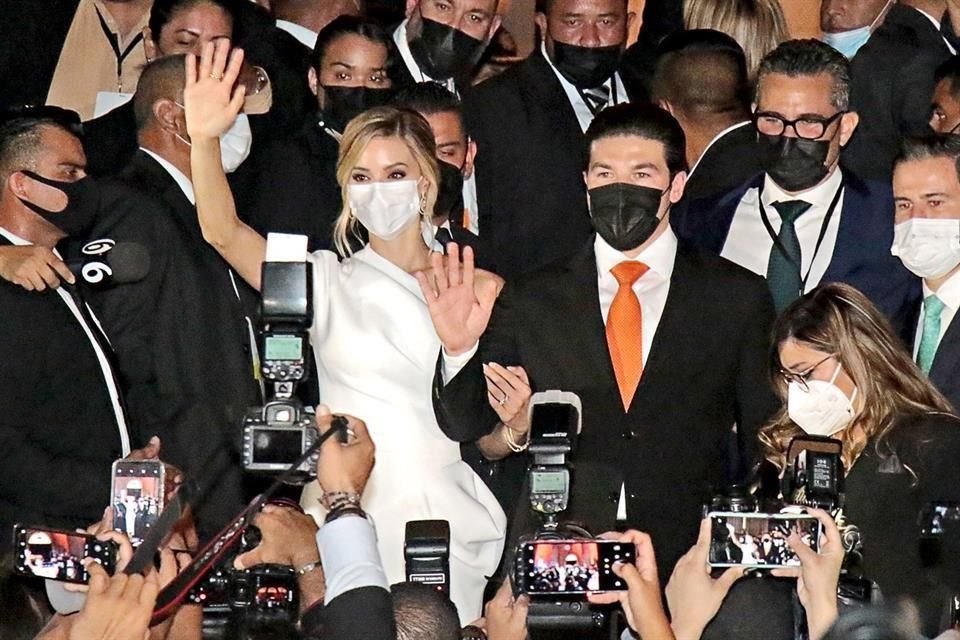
[189,563,298,616]
[241,260,315,479]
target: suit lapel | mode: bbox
[822,171,874,283]
[518,53,585,161]
[930,310,960,384]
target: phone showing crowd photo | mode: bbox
[515,540,635,595]
[708,512,821,569]
[111,460,165,547]
[13,525,118,584]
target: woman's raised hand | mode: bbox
[183,39,245,142]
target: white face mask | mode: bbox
[890,218,960,279]
[348,179,422,240]
[174,107,252,173]
[787,361,857,437]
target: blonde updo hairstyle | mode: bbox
[333,106,439,257]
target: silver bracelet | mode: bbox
[296,560,321,576]
[502,423,529,452]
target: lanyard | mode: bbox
[758,181,844,292]
[95,6,144,91]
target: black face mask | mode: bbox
[757,133,831,193]
[435,160,465,221]
[321,85,395,132]
[588,182,666,251]
[409,18,486,81]
[551,41,622,89]
[17,171,100,237]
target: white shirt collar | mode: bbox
[913,7,942,30]
[393,20,456,92]
[0,225,30,246]
[594,223,678,283]
[275,19,318,49]
[923,267,960,311]
[688,121,752,178]
[140,147,195,204]
[762,165,843,210]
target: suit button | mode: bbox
[621,429,636,439]
[608,491,619,504]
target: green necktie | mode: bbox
[766,200,813,313]
[917,294,946,375]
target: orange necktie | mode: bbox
[607,261,649,411]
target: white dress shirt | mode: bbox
[0,226,130,455]
[463,172,480,235]
[275,19,318,49]
[316,515,389,604]
[687,121,751,179]
[140,148,195,204]
[913,268,960,359]
[721,168,844,292]
[393,20,457,94]
[423,218,453,253]
[540,41,627,133]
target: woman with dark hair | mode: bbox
[760,282,960,635]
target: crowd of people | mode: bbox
[2,0,960,638]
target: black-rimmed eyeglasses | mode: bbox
[753,111,845,140]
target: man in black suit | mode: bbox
[891,135,960,409]
[390,0,502,93]
[419,103,779,581]
[674,40,920,337]
[821,0,952,181]
[0,107,153,550]
[650,29,760,203]
[929,55,960,134]
[463,0,637,280]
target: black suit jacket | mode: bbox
[0,235,127,550]
[680,122,762,204]
[843,4,952,181]
[300,586,395,640]
[463,52,622,281]
[435,238,779,574]
[66,151,263,538]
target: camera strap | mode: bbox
[150,417,349,625]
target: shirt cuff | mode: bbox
[441,342,479,384]
[316,514,388,604]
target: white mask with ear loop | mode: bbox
[787,361,858,437]
[348,179,423,240]
[172,104,253,173]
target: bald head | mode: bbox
[133,54,188,133]
[272,0,364,33]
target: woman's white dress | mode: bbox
[299,247,506,621]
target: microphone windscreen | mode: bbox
[109,242,150,284]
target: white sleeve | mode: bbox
[316,515,389,603]
[440,342,479,384]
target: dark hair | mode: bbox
[391,582,460,640]
[0,554,53,639]
[585,102,688,175]
[536,0,628,15]
[651,29,751,118]
[895,134,960,183]
[756,39,851,111]
[392,82,463,118]
[0,107,82,181]
[934,55,960,98]
[148,0,235,42]
[311,15,396,74]
[133,55,188,133]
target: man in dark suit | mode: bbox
[821,0,952,181]
[419,103,779,584]
[463,0,637,281]
[929,55,960,134]
[891,135,960,409]
[390,0,501,93]
[0,107,149,550]
[674,40,919,337]
[650,29,761,203]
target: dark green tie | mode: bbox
[766,200,812,312]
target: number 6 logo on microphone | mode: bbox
[80,239,115,285]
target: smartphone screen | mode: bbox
[921,502,960,536]
[708,512,821,568]
[13,525,116,584]
[517,540,634,594]
[111,460,165,547]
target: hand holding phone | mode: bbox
[111,460,165,548]
[13,525,118,584]
[514,539,635,595]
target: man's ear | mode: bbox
[7,172,28,200]
[153,99,182,135]
[307,67,319,97]
[464,138,478,178]
[487,15,503,43]
[658,99,674,116]
[405,0,419,18]
[838,111,860,147]
[668,170,688,205]
[534,12,548,40]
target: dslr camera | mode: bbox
[242,256,318,479]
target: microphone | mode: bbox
[67,239,150,286]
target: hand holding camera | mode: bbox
[315,405,375,498]
[484,578,530,640]
[233,505,320,573]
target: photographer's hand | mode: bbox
[771,509,843,640]
[315,405,375,497]
[68,561,159,640]
[666,519,744,640]
[484,578,529,640]
[588,531,675,640]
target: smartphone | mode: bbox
[919,501,960,537]
[13,525,118,584]
[708,512,821,569]
[515,539,635,594]
[111,460,165,547]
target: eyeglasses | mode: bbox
[779,353,836,392]
[753,111,845,140]
[0,104,83,135]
